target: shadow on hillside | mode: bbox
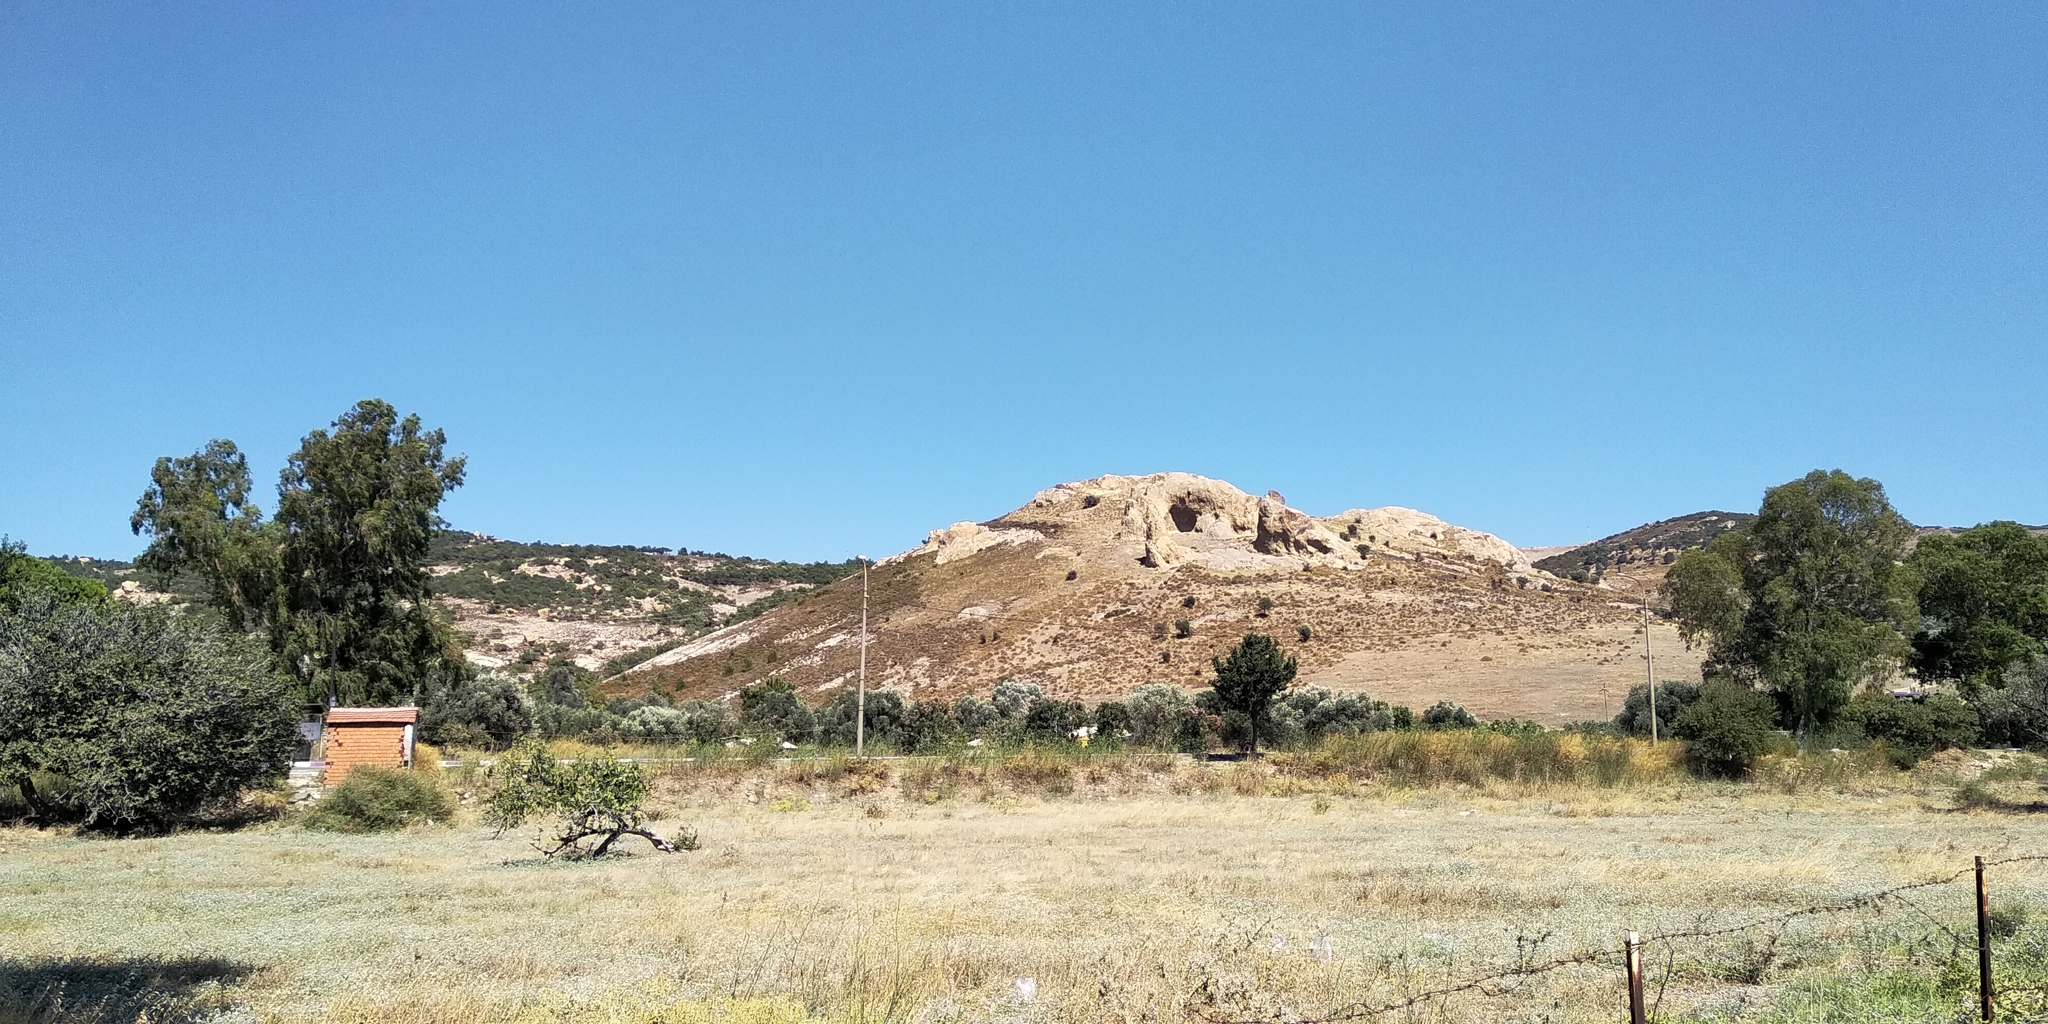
[0,955,251,1024]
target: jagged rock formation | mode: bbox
[622,473,1702,723]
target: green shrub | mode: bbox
[1980,657,2048,749]
[420,671,533,749]
[1612,681,1702,738]
[1673,681,1779,776]
[1093,699,1132,739]
[1022,697,1088,740]
[989,680,1043,720]
[0,591,296,830]
[738,678,817,744]
[1124,684,1194,748]
[897,698,960,752]
[302,767,453,832]
[1421,701,1477,729]
[1843,692,1980,765]
[816,688,906,748]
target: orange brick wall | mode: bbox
[323,723,408,784]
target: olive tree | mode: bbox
[485,739,696,858]
[0,591,297,829]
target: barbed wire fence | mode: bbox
[1193,853,2048,1024]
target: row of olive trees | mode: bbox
[422,632,1473,758]
[1661,469,2048,752]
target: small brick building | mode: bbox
[321,707,419,784]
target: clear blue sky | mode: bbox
[4,3,2043,562]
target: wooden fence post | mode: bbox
[1625,930,1646,1024]
[1978,855,1994,1022]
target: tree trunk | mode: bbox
[17,777,45,820]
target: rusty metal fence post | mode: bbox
[1625,930,1646,1024]
[1978,855,1994,1022]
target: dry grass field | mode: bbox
[5,750,2048,1024]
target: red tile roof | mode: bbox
[326,707,419,724]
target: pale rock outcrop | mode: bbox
[1321,506,1534,571]
[901,472,1528,575]
[897,521,1045,565]
[1254,490,1346,558]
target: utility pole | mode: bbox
[1643,588,1656,745]
[1613,571,1657,745]
[856,555,869,758]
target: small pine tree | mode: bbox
[1209,632,1297,756]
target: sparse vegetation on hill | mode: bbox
[426,532,857,625]
[1533,510,1757,584]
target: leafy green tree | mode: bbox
[738,678,816,744]
[484,738,694,857]
[1022,696,1089,741]
[129,440,274,629]
[132,401,467,706]
[1671,681,1779,777]
[1663,470,1918,738]
[1420,700,1477,729]
[0,591,297,829]
[1612,681,1702,739]
[271,400,467,706]
[1842,692,1979,766]
[0,538,110,611]
[419,671,533,749]
[1910,522,2048,693]
[1209,632,1297,755]
[537,661,592,708]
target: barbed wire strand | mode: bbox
[1193,853,2048,1024]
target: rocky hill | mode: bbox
[1530,510,1757,599]
[621,474,1702,724]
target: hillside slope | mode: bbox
[1529,510,1757,603]
[43,535,858,676]
[625,474,1702,723]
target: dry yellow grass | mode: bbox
[3,757,2045,1023]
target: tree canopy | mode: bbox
[1909,522,2048,693]
[0,590,297,829]
[1663,470,1917,737]
[129,440,273,630]
[131,399,467,706]
[1209,631,1297,755]
[0,538,110,611]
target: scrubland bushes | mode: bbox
[1280,729,1679,788]
[301,766,453,832]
